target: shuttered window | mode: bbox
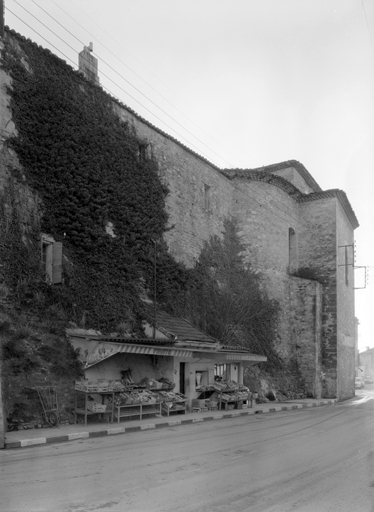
[51,242,63,284]
[41,235,63,284]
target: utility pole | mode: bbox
[151,239,157,340]
[0,0,4,38]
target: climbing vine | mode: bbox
[1,28,190,331]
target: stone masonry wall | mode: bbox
[271,167,315,194]
[298,198,338,398]
[290,277,322,398]
[113,104,233,267]
[336,200,356,400]
[229,178,302,359]
[111,101,347,396]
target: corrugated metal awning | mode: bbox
[111,344,192,358]
[83,342,193,368]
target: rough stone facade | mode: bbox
[0,32,359,402]
[115,103,358,401]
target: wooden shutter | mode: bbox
[52,242,63,284]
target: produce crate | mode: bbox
[86,401,107,413]
[207,401,218,410]
[192,399,206,408]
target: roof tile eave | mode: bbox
[221,160,323,193]
[298,188,359,229]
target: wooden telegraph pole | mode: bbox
[0,0,4,38]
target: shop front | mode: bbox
[68,316,267,423]
[69,334,193,424]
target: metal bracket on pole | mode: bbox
[354,266,368,290]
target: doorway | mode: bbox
[179,362,185,394]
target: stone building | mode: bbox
[358,348,374,380]
[0,32,359,401]
[113,107,359,401]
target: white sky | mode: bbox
[4,0,374,352]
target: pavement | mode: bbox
[3,398,337,449]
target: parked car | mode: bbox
[355,377,365,389]
[364,376,374,384]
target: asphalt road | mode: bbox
[1,389,374,512]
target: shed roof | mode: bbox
[147,308,219,345]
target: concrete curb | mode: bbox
[4,399,337,449]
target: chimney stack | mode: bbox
[78,43,99,84]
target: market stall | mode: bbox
[68,314,267,423]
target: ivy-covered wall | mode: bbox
[1,28,193,332]
[0,29,285,425]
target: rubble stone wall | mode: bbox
[336,201,356,400]
[113,104,234,268]
[111,100,356,399]
[298,198,338,397]
[290,277,323,398]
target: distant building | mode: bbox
[358,348,374,378]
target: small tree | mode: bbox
[174,219,281,367]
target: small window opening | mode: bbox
[195,371,208,390]
[214,363,227,381]
[203,184,211,211]
[138,144,148,162]
[41,235,62,284]
[289,227,298,273]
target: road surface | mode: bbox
[1,389,374,512]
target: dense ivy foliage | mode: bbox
[1,29,191,331]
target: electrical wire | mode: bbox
[361,0,374,49]
[29,0,240,168]
[15,0,236,168]
[7,0,327,225]
[5,6,222,163]
[47,0,249,168]
[4,4,336,230]
[5,6,313,230]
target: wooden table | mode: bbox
[74,390,115,426]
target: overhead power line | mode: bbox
[15,0,236,168]
[361,0,374,49]
[4,3,315,229]
[35,0,250,169]
[29,0,244,168]
[5,6,224,164]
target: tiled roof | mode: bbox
[297,189,359,229]
[145,306,219,344]
[70,334,175,345]
[221,164,359,230]
[221,160,323,192]
[221,167,304,198]
[221,343,252,353]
